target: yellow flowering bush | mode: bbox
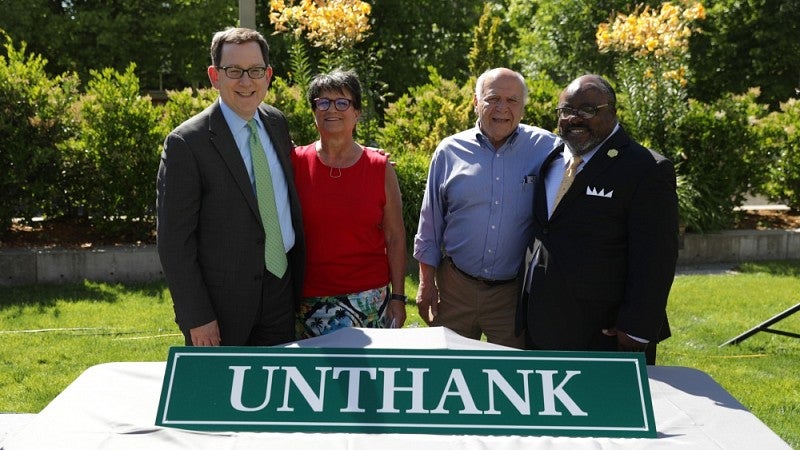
[269,0,371,50]
[268,0,382,145]
[596,1,705,151]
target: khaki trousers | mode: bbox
[432,258,525,349]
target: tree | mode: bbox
[505,0,662,84]
[0,0,237,91]
[689,0,800,108]
[468,2,511,76]
[365,0,486,102]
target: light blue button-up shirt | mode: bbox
[414,123,557,280]
[219,100,295,253]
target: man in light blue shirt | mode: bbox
[414,67,557,348]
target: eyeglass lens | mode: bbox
[556,104,607,119]
[220,66,267,79]
[315,98,352,111]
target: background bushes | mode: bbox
[0,37,79,231]
[1,35,797,244]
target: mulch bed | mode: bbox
[1,210,799,249]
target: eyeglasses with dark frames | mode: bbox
[217,66,268,79]
[314,97,353,112]
[555,104,612,119]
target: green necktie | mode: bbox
[247,119,288,278]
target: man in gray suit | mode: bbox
[157,28,304,346]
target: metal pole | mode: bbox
[239,0,257,29]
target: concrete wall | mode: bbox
[1,230,799,285]
[0,246,162,286]
[678,230,800,265]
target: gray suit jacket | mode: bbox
[156,100,305,341]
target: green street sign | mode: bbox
[156,347,655,438]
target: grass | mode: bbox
[1,262,799,447]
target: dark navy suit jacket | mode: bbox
[519,126,678,351]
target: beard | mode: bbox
[559,130,601,156]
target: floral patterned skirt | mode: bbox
[296,286,390,339]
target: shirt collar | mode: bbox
[219,99,262,132]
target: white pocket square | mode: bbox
[586,186,613,198]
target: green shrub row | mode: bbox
[3,36,798,245]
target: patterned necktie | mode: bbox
[247,119,287,278]
[552,154,584,210]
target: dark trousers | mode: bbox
[182,268,296,347]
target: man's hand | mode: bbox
[602,327,648,352]
[190,320,221,346]
[416,263,439,325]
[416,281,439,325]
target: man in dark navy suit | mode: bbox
[519,74,679,364]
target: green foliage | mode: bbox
[0,34,79,231]
[286,37,313,90]
[0,0,237,91]
[524,74,561,133]
[690,0,800,108]
[506,0,649,85]
[160,87,216,132]
[378,68,473,157]
[669,91,770,231]
[392,151,432,251]
[60,64,164,238]
[757,98,800,209]
[265,76,317,146]
[615,58,688,154]
[467,3,511,77]
[366,0,486,100]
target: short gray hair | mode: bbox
[475,68,529,104]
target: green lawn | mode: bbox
[1,261,798,447]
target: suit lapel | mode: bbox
[551,128,631,217]
[207,101,261,220]
[534,144,564,224]
[258,106,294,184]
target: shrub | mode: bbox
[392,151,431,251]
[265,76,317,146]
[60,64,164,239]
[524,74,560,133]
[0,35,79,232]
[379,68,473,157]
[161,87,216,133]
[670,90,770,231]
[757,98,800,210]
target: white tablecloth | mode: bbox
[2,327,791,449]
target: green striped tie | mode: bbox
[247,119,287,278]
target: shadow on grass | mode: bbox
[737,259,800,277]
[0,281,168,309]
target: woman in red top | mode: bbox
[291,68,407,338]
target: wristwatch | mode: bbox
[390,293,407,304]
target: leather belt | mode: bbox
[449,259,516,286]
